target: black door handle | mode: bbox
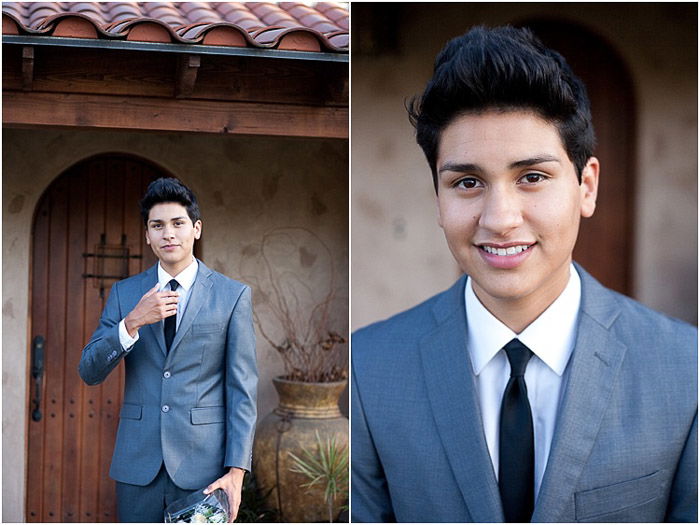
[31,336,44,422]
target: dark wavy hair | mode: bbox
[140,177,201,225]
[408,25,596,191]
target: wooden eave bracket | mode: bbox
[175,54,200,99]
[22,46,34,91]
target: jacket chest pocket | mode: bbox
[192,323,225,335]
[574,470,667,521]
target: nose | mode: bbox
[477,184,524,236]
[162,224,176,239]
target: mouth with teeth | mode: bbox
[477,242,536,269]
[480,244,534,256]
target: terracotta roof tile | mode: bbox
[247,3,297,28]
[327,31,348,49]
[216,5,261,31]
[198,24,248,46]
[2,2,348,52]
[314,2,348,31]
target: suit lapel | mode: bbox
[532,266,627,521]
[140,265,168,356]
[167,260,213,356]
[419,276,504,522]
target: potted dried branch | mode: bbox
[243,227,348,522]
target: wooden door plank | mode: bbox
[27,194,51,521]
[140,168,159,269]
[79,166,106,522]
[3,91,349,139]
[43,179,70,522]
[97,161,126,522]
[124,165,145,279]
[60,169,88,522]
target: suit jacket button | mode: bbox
[162,405,170,413]
[163,371,171,379]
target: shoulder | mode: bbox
[353,277,465,367]
[198,261,249,292]
[611,290,696,361]
[578,265,697,367]
[353,297,436,347]
[613,290,695,338]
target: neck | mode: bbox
[473,265,571,334]
[161,257,194,278]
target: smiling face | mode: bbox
[435,110,598,327]
[145,202,202,276]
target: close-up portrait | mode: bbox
[351,3,697,523]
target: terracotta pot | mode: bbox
[253,377,348,522]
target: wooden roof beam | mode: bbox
[175,54,200,99]
[22,46,33,91]
[3,91,348,139]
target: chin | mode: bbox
[467,269,535,300]
[482,284,533,302]
[158,254,179,265]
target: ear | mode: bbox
[144,228,150,245]
[194,220,202,240]
[579,157,599,218]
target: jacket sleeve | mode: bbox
[351,359,396,522]
[665,410,698,522]
[78,283,127,386]
[223,285,258,471]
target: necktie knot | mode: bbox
[503,339,533,377]
[168,279,179,292]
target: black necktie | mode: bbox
[499,338,535,523]
[163,279,178,352]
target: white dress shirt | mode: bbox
[465,264,581,499]
[118,258,199,350]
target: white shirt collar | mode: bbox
[157,258,198,292]
[465,264,581,377]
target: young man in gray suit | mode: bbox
[351,26,697,522]
[80,178,257,522]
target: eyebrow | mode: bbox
[438,155,561,175]
[148,216,188,224]
[509,155,561,169]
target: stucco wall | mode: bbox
[2,128,348,521]
[351,3,697,330]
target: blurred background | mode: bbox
[351,2,697,330]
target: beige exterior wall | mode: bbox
[2,128,348,521]
[352,3,697,330]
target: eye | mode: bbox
[455,177,484,190]
[152,223,163,230]
[519,172,547,184]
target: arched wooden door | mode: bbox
[26,155,165,522]
[517,19,637,295]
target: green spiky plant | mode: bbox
[288,431,349,522]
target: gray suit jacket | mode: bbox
[79,260,257,489]
[352,265,697,522]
